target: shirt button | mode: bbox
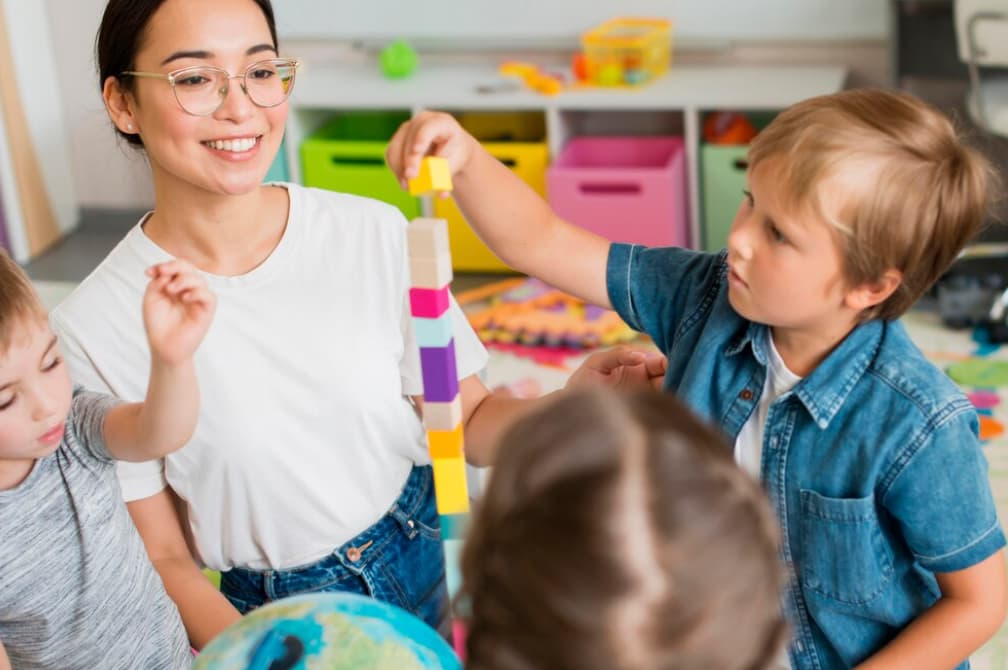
[739,389,754,401]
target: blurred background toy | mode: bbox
[498,61,564,96]
[703,111,758,145]
[380,39,418,79]
[576,17,672,87]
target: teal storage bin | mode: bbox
[300,111,419,218]
[700,144,749,252]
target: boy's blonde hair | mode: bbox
[0,250,46,353]
[461,388,786,670]
[748,88,997,321]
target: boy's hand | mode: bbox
[565,346,667,391]
[386,110,477,195]
[143,260,216,366]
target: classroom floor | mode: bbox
[28,217,1008,668]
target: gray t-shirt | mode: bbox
[0,389,191,669]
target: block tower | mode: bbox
[406,157,470,657]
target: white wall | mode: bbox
[45,0,153,209]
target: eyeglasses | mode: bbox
[122,58,300,117]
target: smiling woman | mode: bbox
[47,0,500,650]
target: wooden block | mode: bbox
[407,218,450,259]
[414,312,453,348]
[423,395,463,431]
[432,456,469,514]
[440,512,470,540]
[408,156,454,195]
[409,286,450,319]
[427,422,464,458]
[409,254,453,289]
[420,340,459,402]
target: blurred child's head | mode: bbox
[461,387,785,670]
[740,88,995,323]
[0,251,71,482]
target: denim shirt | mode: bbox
[607,244,1005,670]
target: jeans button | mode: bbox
[408,520,415,529]
[347,547,362,562]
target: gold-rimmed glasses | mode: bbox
[122,58,300,117]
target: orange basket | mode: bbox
[580,17,672,87]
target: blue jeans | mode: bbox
[219,465,449,635]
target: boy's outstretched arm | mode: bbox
[387,111,613,308]
[854,550,1007,669]
[104,260,216,461]
[0,639,10,670]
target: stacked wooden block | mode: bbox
[407,158,470,652]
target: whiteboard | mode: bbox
[273,1,889,43]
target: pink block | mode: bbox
[547,136,689,247]
[452,619,467,662]
[410,286,450,318]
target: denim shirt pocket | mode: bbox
[799,489,895,605]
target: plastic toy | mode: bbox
[498,61,564,96]
[577,17,672,87]
[379,40,418,79]
[703,111,758,145]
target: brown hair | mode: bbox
[96,0,279,147]
[748,88,997,321]
[0,250,46,354]
[461,387,785,670]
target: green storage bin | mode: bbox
[300,111,418,218]
[700,144,749,252]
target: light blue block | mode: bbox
[414,312,453,348]
[444,538,464,599]
[440,512,469,540]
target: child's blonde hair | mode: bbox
[748,88,997,321]
[461,387,786,670]
[0,250,45,353]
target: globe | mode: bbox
[193,592,461,670]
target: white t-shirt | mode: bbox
[51,184,488,571]
[734,335,801,670]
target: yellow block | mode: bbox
[432,457,469,514]
[427,422,464,458]
[409,156,453,195]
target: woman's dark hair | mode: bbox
[95,0,278,147]
[461,387,787,670]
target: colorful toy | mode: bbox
[578,17,672,87]
[409,156,453,196]
[498,61,564,96]
[703,111,758,145]
[379,39,418,79]
[406,181,470,658]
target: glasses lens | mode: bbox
[172,67,227,116]
[245,60,297,108]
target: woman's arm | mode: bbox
[128,489,241,649]
[855,550,1007,669]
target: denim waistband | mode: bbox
[227,463,434,578]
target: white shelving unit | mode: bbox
[285,63,848,248]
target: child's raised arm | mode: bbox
[0,639,11,670]
[386,111,613,308]
[104,259,216,461]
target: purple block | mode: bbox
[420,339,459,402]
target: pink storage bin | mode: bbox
[546,136,688,247]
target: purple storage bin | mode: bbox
[546,136,688,248]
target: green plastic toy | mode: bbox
[380,40,418,79]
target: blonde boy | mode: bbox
[387,89,1008,669]
[0,252,214,669]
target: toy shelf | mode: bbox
[285,62,848,253]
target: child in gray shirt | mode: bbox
[0,252,215,669]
